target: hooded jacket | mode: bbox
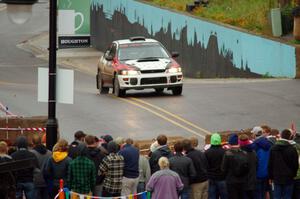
[205,145,226,181]
[149,145,173,174]
[254,136,272,179]
[241,144,257,190]
[44,151,72,187]
[293,134,300,180]
[0,154,15,188]
[30,145,52,187]
[86,147,105,184]
[268,139,299,184]
[186,148,208,183]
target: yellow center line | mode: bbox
[129,97,211,135]
[112,95,206,138]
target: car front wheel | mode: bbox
[114,75,126,97]
[97,72,109,94]
[172,86,182,96]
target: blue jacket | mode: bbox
[119,144,139,178]
[254,137,272,179]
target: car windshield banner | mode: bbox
[58,0,90,48]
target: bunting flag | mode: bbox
[133,193,138,199]
[147,192,151,199]
[141,192,147,199]
[59,190,65,199]
[128,194,133,199]
[79,194,84,199]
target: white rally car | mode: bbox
[96,36,183,97]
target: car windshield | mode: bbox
[118,43,169,61]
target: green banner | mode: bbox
[58,0,90,35]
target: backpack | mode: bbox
[232,149,249,177]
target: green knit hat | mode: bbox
[210,133,221,145]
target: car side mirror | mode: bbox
[171,51,179,58]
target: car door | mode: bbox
[102,43,117,86]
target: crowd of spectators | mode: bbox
[0,125,299,199]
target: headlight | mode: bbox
[166,67,182,73]
[120,70,139,76]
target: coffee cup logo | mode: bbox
[58,10,84,35]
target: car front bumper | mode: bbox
[118,72,183,90]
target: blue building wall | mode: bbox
[91,0,296,78]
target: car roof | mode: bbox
[115,38,158,45]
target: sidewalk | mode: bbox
[17,31,102,76]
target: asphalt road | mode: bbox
[0,3,300,145]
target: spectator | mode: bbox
[68,147,96,195]
[0,141,16,199]
[149,134,172,174]
[30,134,52,199]
[133,142,151,196]
[239,134,257,199]
[146,157,184,199]
[115,137,125,150]
[293,132,300,199]
[68,130,86,159]
[268,129,299,199]
[119,138,140,195]
[205,133,227,199]
[98,141,124,197]
[44,139,72,198]
[169,140,196,199]
[11,136,38,199]
[254,130,273,199]
[84,135,105,196]
[251,126,263,138]
[221,133,248,199]
[100,134,113,152]
[190,136,201,150]
[183,138,208,199]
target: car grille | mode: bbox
[141,77,167,85]
[140,69,165,74]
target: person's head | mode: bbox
[190,137,199,148]
[261,125,271,136]
[210,133,221,146]
[0,141,8,154]
[158,156,169,170]
[32,134,42,146]
[270,129,280,137]
[101,134,113,143]
[125,138,134,145]
[84,135,97,147]
[16,136,28,149]
[238,134,251,147]
[228,133,238,146]
[156,134,167,146]
[115,137,125,146]
[281,129,293,140]
[182,139,192,152]
[74,130,86,142]
[107,141,119,153]
[174,140,183,153]
[53,139,68,152]
[251,126,263,137]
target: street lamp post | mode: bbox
[3,0,58,150]
[46,0,58,150]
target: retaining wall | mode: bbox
[90,0,298,78]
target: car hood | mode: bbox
[124,58,171,70]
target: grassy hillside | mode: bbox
[145,0,292,35]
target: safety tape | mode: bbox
[0,127,46,132]
[0,101,16,116]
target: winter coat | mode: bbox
[68,140,86,159]
[30,145,52,187]
[169,153,196,189]
[221,147,248,185]
[205,145,226,181]
[44,151,72,187]
[149,145,173,174]
[293,135,300,180]
[241,144,257,191]
[268,139,299,184]
[119,144,140,178]
[254,136,272,179]
[185,148,208,183]
[85,147,105,184]
[0,154,16,189]
[11,149,38,183]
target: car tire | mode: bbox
[114,75,126,97]
[155,88,164,94]
[98,72,109,94]
[172,86,182,96]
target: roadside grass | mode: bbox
[145,0,280,35]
